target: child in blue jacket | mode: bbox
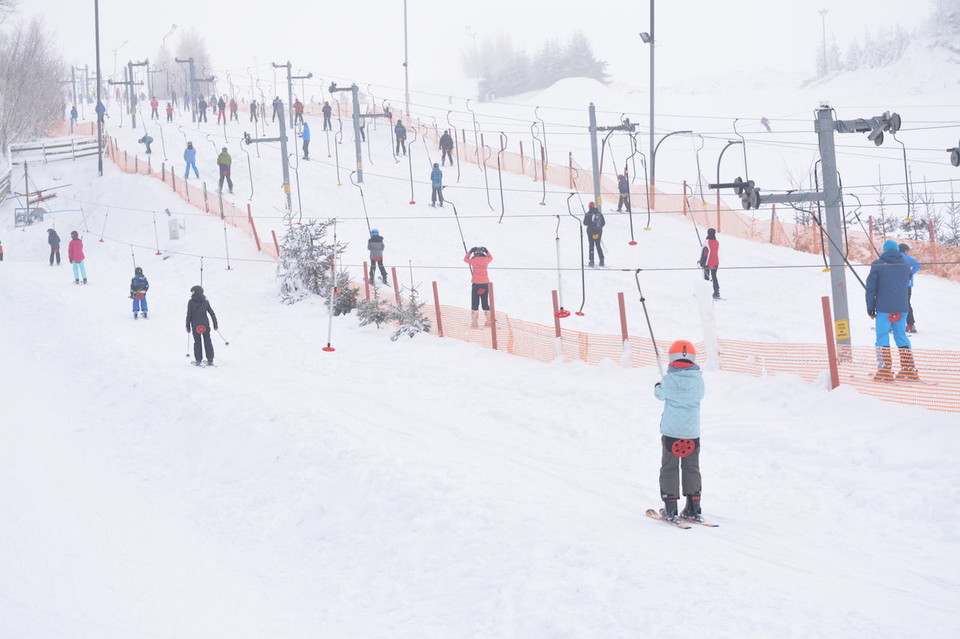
[655,340,706,522]
[130,266,150,319]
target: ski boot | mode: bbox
[83,278,88,284]
[381,276,388,285]
[141,312,148,319]
[470,310,479,329]
[873,347,894,382]
[895,347,919,381]
[680,495,703,523]
[133,313,139,320]
[662,499,679,523]
[74,279,80,285]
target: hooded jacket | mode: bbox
[431,166,443,188]
[130,273,150,294]
[217,151,232,167]
[583,207,605,235]
[184,145,197,163]
[394,122,406,140]
[368,234,385,261]
[68,237,84,262]
[439,132,454,150]
[464,251,493,284]
[185,293,218,333]
[48,230,61,248]
[655,364,705,439]
[865,249,911,314]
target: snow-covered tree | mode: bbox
[943,180,960,247]
[175,28,213,92]
[0,17,64,152]
[357,285,391,328]
[390,283,431,341]
[872,168,898,237]
[276,219,348,304]
[0,0,16,23]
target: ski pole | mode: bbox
[215,328,230,345]
[635,269,664,377]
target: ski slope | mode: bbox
[2,65,960,637]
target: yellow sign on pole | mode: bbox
[283,183,290,194]
[835,319,850,341]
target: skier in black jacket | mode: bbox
[185,285,219,365]
[439,130,454,165]
[47,228,61,265]
[583,202,605,267]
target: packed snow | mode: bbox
[2,51,960,638]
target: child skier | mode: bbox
[68,230,87,284]
[47,228,61,265]
[430,163,444,206]
[700,228,721,299]
[130,266,150,319]
[186,285,219,366]
[655,340,706,523]
[464,246,493,328]
[368,228,388,285]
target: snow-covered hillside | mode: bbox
[2,59,960,637]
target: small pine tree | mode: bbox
[390,283,431,341]
[324,270,359,316]
[276,219,349,304]
[943,179,960,247]
[357,285,391,328]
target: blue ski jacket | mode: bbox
[301,124,311,141]
[904,253,921,287]
[431,166,443,188]
[184,146,197,163]
[654,365,705,439]
[865,249,911,314]
[130,273,149,294]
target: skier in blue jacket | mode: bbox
[899,243,921,333]
[655,340,706,523]
[130,266,150,319]
[430,163,444,206]
[301,121,311,160]
[183,141,199,178]
[865,239,915,381]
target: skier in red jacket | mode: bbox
[699,228,720,299]
[68,230,87,284]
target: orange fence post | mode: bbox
[271,229,280,255]
[363,261,370,300]
[162,162,166,182]
[519,140,525,176]
[683,180,688,217]
[432,281,443,338]
[868,215,873,238]
[770,206,776,244]
[488,281,498,351]
[551,290,561,338]
[821,296,840,390]
[391,266,401,307]
[617,292,628,343]
[247,203,261,251]
[202,182,209,213]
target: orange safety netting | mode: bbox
[104,136,278,258]
[93,122,960,414]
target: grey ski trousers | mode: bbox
[659,435,702,501]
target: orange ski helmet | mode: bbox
[668,340,697,364]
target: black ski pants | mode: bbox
[50,247,61,265]
[704,267,719,297]
[218,166,233,192]
[617,193,631,212]
[431,187,444,206]
[396,138,406,155]
[198,110,207,122]
[588,232,604,265]
[193,330,214,363]
[302,139,310,159]
[370,259,387,281]
[323,115,331,130]
[659,435,701,501]
[441,148,453,165]
[907,287,916,326]
[471,283,490,311]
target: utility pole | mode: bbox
[244,97,292,211]
[710,105,901,349]
[107,63,144,128]
[175,56,197,121]
[587,103,636,210]
[94,0,103,176]
[403,0,411,117]
[329,82,391,184]
[129,59,148,127]
[272,61,312,128]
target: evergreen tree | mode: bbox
[872,167,898,237]
[943,179,960,247]
[276,219,348,304]
[390,283,431,341]
[357,285,391,328]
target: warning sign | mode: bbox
[835,319,850,341]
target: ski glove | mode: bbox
[868,309,877,318]
[186,327,191,333]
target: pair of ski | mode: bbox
[190,360,215,367]
[645,508,719,529]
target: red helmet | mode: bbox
[668,340,697,364]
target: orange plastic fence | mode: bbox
[98,124,960,414]
[104,137,277,258]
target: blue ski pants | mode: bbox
[132,294,148,314]
[71,260,87,280]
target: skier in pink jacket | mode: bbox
[464,246,493,327]
[68,230,87,284]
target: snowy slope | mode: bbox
[2,59,960,637]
